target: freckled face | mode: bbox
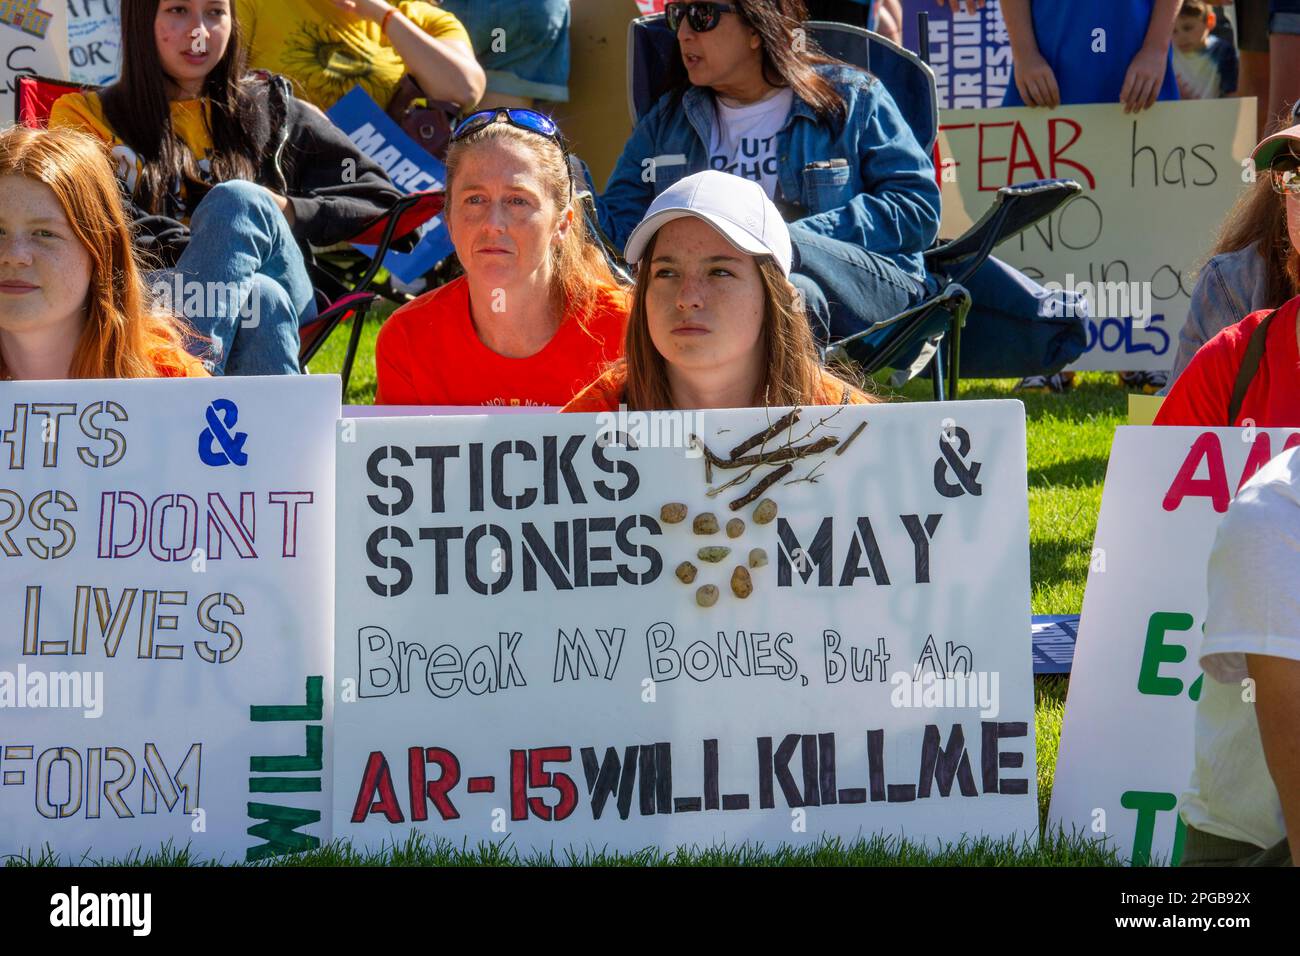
[644,216,767,375]
[0,175,92,346]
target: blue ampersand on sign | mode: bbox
[198,399,249,467]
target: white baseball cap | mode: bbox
[623,170,793,276]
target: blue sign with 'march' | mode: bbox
[327,87,455,285]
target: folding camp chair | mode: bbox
[625,15,1081,400]
[14,74,444,394]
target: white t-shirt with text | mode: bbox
[1180,446,1300,848]
[708,88,794,200]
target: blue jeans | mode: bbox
[156,180,316,376]
[789,225,923,345]
[439,0,571,101]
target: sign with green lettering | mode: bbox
[1050,425,1300,864]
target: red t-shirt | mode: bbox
[1156,298,1300,427]
[375,276,628,407]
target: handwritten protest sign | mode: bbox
[327,87,454,287]
[937,99,1255,371]
[902,0,1010,108]
[1,0,70,122]
[66,0,119,85]
[1050,425,1300,865]
[0,377,338,863]
[333,401,1036,855]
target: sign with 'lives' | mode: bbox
[333,401,1036,854]
[0,376,338,863]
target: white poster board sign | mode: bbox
[1050,425,1299,864]
[0,376,339,863]
[937,99,1255,372]
[334,401,1036,855]
[66,0,119,85]
[1,0,70,122]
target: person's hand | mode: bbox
[1014,48,1060,107]
[1120,45,1168,113]
[936,0,985,15]
[330,0,393,25]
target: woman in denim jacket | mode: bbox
[598,0,940,344]
[1165,125,1300,389]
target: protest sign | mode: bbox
[0,376,338,863]
[327,86,454,288]
[1050,425,1300,865]
[937,98,1255,372]
[333,400,1036,855]
[66,0,119,85]
[902,0,1010,108]
[1,0,70,122]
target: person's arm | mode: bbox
[1245,654,1300,864]
[596,101,671,253]
[791,81,940,259]
[1166,257,1245,388]
[279,95,407,247]
[1000,0,1059,108]
[331,0,486,108]
[1120,0,1181,113]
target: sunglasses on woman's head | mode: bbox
[452,107,563,144]
[665,2,740,33]
[1270,162,1300,197]
[451,107,573,203]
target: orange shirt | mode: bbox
[375,276,628,407]
[563,362,873,412]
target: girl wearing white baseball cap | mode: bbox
[565,170,873,411]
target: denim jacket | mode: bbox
[597,64,941,283]
[1166,245,1272,388]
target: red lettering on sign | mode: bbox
[1163,433,1230,513]
[351,751,405,823]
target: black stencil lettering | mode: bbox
[656,742,672,814]
[818,733,837,806]
[776,517,834,586]
[758,736,774,809]
[900,513,943,583]
[638,744,657,815]
[464,525,512,595]
[774,734,805,807]
[469,443,484,512]
[418,526,463,595]
[544,434,587,505]
[365,525,413,597]
[521,522,573,591]
[592,432,641,501]
[868,729,886,801]
[366,446,413,516]
[414,446,459,514]
[917,724,978,798]
[839,517,890,586]
[704,738,720,810]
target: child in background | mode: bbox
[1174,0,1239,99]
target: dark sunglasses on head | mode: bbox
[451,107,573,203]
[665,2,740,33]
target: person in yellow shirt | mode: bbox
[236,0,485,111]
[49,0,405,376]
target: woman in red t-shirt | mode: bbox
[375,109,629,407]
[1157,123,1300,427]
[0,126,206,382]
[565,170,873,414]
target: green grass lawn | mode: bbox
[7,322,1127,867]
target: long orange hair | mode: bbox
[0,125,195,379]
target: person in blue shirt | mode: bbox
[1002,0,1181,112]
[599,0,941,346]
[1001,0,1181,393]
